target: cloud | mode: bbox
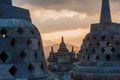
[13,0,120,16]
[12,0,120,34]
[42,28,89,47]
[30,9,99,33]
[13,1,93,33]
[13,0,101,15]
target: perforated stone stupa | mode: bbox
[70,0,120,80]
[0,0,57,80]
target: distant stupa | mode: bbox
[0,0,57,80]
[70,0,120,80]
[47,37,77,80]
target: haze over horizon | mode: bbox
[12,0,120,47]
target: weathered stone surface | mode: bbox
[0,0,12,5]
[0,19,57,80]
[70,0,120,80]
[0,0,31,22]
[0,0,57,80]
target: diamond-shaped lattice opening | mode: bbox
[111,48,115,52]
[28,64,34,72]
[93,48,95,53]
[10,38,16,47]
[89,42,92,46]
[101,35,106,40]
[84,43,86,46]
[97,42,100,46]
[17,27,24,35]
[34,51,38,59]
[111,36,114,39]
[38,41,42,49]
[0,51,8,62]
[20,50,27,59]
[106,41,111,47]
[101,48,105,53]
[2,34,8,38]
[106,55,111,61]
[38,41,41,46]
[27,39,32,45]
[86,49,88,53]
[87,55,90,61]
[95,55,99,61]
[31,30,34,35]
[41,63,44,70]
[9,66,17,76]
[116,41,120,45]
[116,54,120,58]
[93,36,96,40]
[82,56,85,59]
[1,28,8,38]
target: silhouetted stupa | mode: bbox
[0,0,57,80]
[48,37,77,80]
[70,0,120,80]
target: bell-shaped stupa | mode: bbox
[70,0,120,80]
[0,0,57,80]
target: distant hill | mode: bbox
[43,44,80,59]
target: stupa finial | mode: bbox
[62,36,64,43]
[51,46,54,53]
[100,0,112,23]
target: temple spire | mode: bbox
[51,46,54,53]
[62,36,64,43]
[100,0,112,23]
[72,46,74,52]
[58,36,68,52]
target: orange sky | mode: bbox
[42,28,89,47]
